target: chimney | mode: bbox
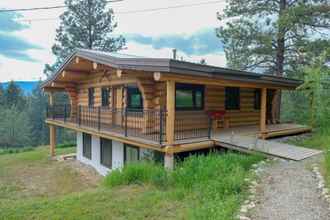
[172,48,177,60]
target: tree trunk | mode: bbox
[273,0,287,123]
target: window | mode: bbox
[100,138,112,168]
[175,83,204,110]
[124,144,140,164]
[83,133,92,159]
[88,88,95,107]
[101,87,111,107]
[127,86,143,110]
[254,89,261,110]
[225,87,240,110]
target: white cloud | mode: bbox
[0,0,227,82]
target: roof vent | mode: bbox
[172,48,177,60]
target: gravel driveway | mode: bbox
[249,155,330,220]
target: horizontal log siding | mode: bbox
[205,85,260,127]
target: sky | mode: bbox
[0,0,227,82]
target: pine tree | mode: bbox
[4,81,26,110]
[27,81,49,146]
[0,83,4,107]
[217,0,330,120]
[217,1,330,75]
[45,0,125,75]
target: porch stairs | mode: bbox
[213,134,322,161]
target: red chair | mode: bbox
[208,110,229,129]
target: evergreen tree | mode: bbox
[217,1,330,75]
[4,81,26,110]
[27,81,49,146]
[0,83,4,107]
[217,0,330,120]
[45,0,125,75]
[0,106,31,148]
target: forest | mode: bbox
[0,81,74,148]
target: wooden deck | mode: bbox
[213,124,321,161]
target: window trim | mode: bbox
[101,87,111,107]
[100,138,112,169]
[82,133,92,160]
[126,86,143,111]
[88,88,95,107]
[225,87,240,110]
[124,144,140,164]
[175,83,205,111]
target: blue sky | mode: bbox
[0,0,227,82]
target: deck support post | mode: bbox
[164,153,174,170]
[166,81,175,145]
[260,88,267,139]
[49,125,56,158]
[48,91,56,158]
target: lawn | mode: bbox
[0,146,263,220]
[291,129,330,189]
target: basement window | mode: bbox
[83,133,92,160]
[100,138,112,169]
[225,87,240,110]
[175,83,204,110]
[124,144,140,164]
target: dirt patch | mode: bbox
[0,158,102,200]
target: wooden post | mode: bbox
[49,125,56,158]
[260,88,267,139]
[166,81,175,145]
[271,89,280,124]
[48,92,56,157]
[164,153,174,170]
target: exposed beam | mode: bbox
[93,62,98,70]
[154,72,161,81]
[51,82,76,88]
[116,69,123,78]
[154,72,293,90]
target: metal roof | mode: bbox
[42,49,303,88]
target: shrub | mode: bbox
[0,147,35,155]
[104,161,168,188]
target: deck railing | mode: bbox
[47,105,213,144]
[175,111,212,141]
[47,105,166,145]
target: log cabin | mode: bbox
[42,49,311,175]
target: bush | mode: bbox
[0,147,35,155]
[104,161,168,188]
[103,153,263,220]
[56,143,76,149]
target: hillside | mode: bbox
[1,81,39,94]
[0,146,262,220]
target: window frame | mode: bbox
[82,133,92,159]
[100,138,112,169]
[88,88,95,107]
[254,89,261,110]
[126,86,143,111]
[175,83,205,111]
[124,144,140,164]
[225,87,240,110]
[101,87,111,107]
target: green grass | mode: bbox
[0,147,263,220]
